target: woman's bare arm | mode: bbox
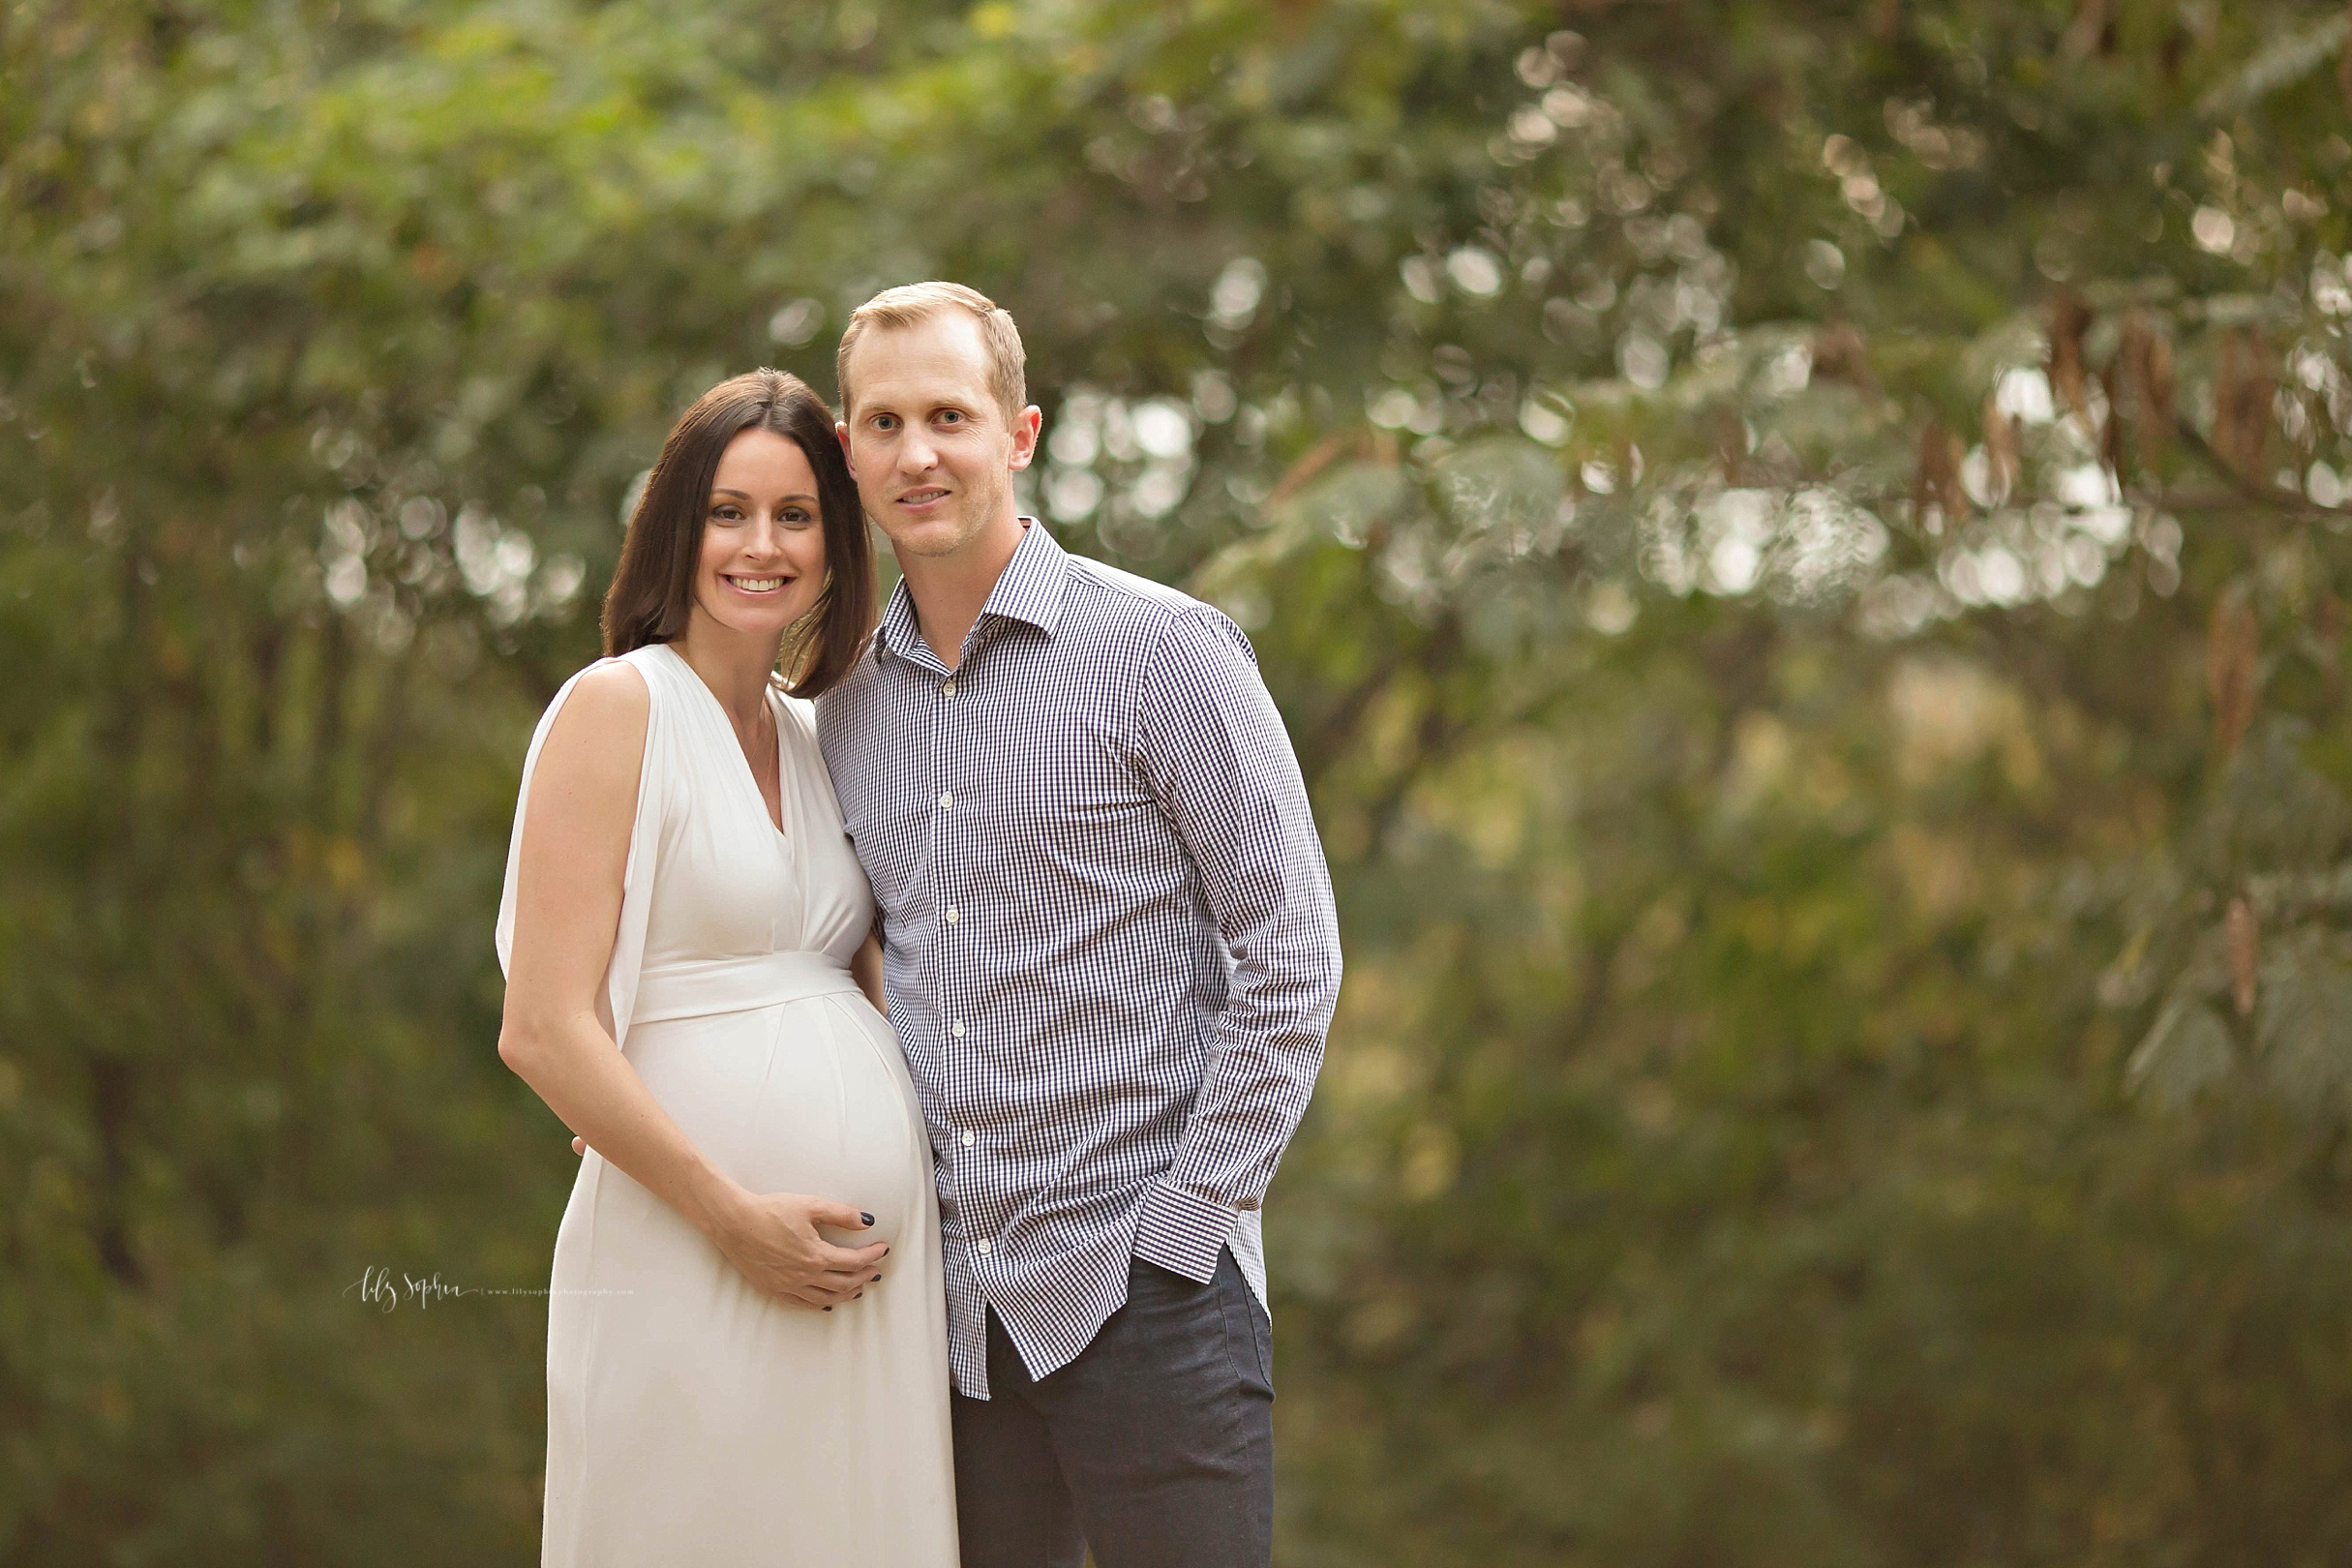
[499,663,886,1308]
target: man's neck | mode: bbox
[898,510,1027,674]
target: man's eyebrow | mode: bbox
[862,396,974,415]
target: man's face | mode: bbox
[837,312,1040,562]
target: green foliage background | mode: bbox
[6,0,2352,1561]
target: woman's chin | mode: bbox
[694,589,819,636]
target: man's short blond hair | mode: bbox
[836,281,1028,425]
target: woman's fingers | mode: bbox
[805,1199,875,1233]
[714,1191,891,1306]
[815,1238,891,1272]
[766,1260,872,1304]
[784,1276,864,1310]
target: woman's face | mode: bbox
[692,427,829,641]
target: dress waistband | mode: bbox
[631,950,864,1025]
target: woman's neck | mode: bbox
[672,612,783,730]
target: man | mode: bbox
[817,281,1343,1568]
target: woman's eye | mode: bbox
[781,507,815,526]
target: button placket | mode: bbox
[917,632,1012,1286]
[922,653,956,1069]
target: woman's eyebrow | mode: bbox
[709,487,820,503]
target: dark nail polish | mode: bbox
[854,1291,862,1299]
[872,1274,883,1282]
[859,1212,876,1226]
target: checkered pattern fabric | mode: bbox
[815,520,1342,1398]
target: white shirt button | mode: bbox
[939,791,953,810]
[942,679,957,697]
[975,1238,990,1255]
[945,907,959,924]
[950,1019,966,1039]
[961,1130,975,1147]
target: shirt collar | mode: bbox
[978,517,1070,635]
[875,517,1068,663]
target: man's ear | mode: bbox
[1007,405,1043,473]
[835,419,858,477]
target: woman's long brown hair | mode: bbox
[600,369,873,698]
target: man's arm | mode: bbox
[1128,605,1344,1282]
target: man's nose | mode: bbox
[896,430,940,473]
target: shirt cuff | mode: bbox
[1131,1179,1239,1283]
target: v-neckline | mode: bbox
[656,644,791,842]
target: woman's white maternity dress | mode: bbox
[495,641,957,1566]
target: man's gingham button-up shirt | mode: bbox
[815,519,1342,1398]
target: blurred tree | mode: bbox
[2,0,2349,1562]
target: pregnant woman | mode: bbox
[493,370,956,1564]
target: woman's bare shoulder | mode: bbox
[568,659,651,720]
[538,659,651,777]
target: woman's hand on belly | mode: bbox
[706,1186,890,1311]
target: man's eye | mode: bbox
[938,411,962,425]
[874,415,897,432]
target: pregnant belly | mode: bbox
[622,992,926,1252]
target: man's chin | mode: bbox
[881,512,980,560]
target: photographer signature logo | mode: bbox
[344,1264,630,1311]
[345,1265,479,1312]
